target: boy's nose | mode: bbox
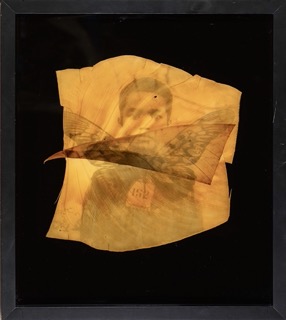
[133,114,154,130]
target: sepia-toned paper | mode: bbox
[46,55,241,251]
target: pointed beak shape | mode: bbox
[44,150,66,163]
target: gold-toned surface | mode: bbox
[46,55,241,251]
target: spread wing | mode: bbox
[63,111,113,145]
[46,117,234,184]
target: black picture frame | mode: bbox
[1,0,286,319]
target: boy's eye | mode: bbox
[125,108,135,116]
[149,109,160,117]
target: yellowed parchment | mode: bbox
[46,55,241,251]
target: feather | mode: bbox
[46,114,234,184]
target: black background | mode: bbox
[16,14,273,305]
